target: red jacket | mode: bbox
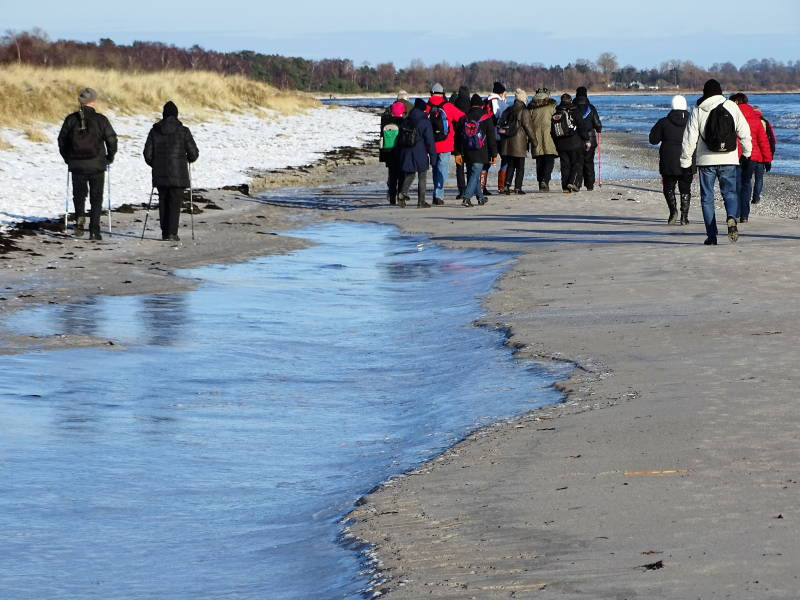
[426,95,465,154]
[738,103,773,163]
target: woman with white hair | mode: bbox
[649,95,695,224]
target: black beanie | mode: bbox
[576,86,588,98]
[492,81,505,94]
[470,93,483,106]
[414,97,427,111]
[703,79,722,97]
[163,101,179,118]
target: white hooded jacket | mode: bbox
[680,96,751,168]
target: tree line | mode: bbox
[3,29,799,94]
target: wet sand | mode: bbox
[3,131,800,598]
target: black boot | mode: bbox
[680,193,691,225]
[665,190,678,225]
[417,197,431,208]
[397,193,408,208]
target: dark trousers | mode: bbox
[535,156,556,183]
[158,186,183,238]
[663,172,693,197]
[386,160,403,200]
[505,156,526,190]
[455,161,466,196]
[559,150,583,190]
[575,147,596,189]
[737,158,758,220]
[72,170,105,234]
[400,171,428,204]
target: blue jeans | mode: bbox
[432,153,449,199]
[463,162,485,201]
[737,158,757,220]
[698,165,738,239]
[752,161,765,204]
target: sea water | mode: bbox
[0,222,569,599]
[325,93,800,176]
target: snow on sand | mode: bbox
[0,106,379,229]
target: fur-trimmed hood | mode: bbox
[528,97,556,109]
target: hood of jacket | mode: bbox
[697,94,727,113]
[154,115,183,134]
[667,109,688,127]
[466,106,488,121]
[529,97,556,110]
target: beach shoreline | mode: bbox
[3,129,800,598]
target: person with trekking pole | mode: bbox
[57,87,118,240]
[143,101,199,242]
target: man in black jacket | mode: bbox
[454,94,498,206]
[553,94,589,193]
[57,88,118,240]
[573,86,602,191]
[143,101,200,241]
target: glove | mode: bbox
[106,154,114,165]
[739,155,750,166]
[765,162,772,172]
[454,154,463,166]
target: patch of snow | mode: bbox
[0,106,379,229]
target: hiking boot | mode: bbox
[566,183,579,192]
[726,217,738,242]
[739,218,748,224]
[482,188,492,196]
[388,194,397,205]
[89,231,102,241]
[432,198,444,206]
[585,185,594,191]
[477,196,487,206]
[704,237,718,245]
[501,187,511,195]
[397,193,408,208]
[169,234,181,242]
[455,194,463,200]
[417,199,431,208]
[514,189,526,195]
[461,198,473,207]
[74,216,86,237]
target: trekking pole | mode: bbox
[106,164,113,234]
[597,132,602,188]
[141,187,155,240]
[189,163,195,241]
[64,168,70,233]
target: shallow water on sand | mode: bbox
[0,222,569,599]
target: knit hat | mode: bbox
[396,90,409,100]
[431,82,444,94]
[390,101,405,117]
[703,79,722,97]
[414,98,428,111]
[671,95,687,111]
[470,93,483,106]
[575,86,588,98]
[77,88,98,105]
[515,88,527,103]
[163,101,179,118]
[492,82,505,95]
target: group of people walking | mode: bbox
[379,83,603,208]
[379,78,776,245]
[57,88,198,241]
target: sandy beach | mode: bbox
[2,127,800,598]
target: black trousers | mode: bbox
[663,172,693,196]
[558,150,583,190]
[400,171,428,203]
[386,160,403,200]
[72,170,105,234]
[455,161,466,196]
[505,156,526,190]
[575,147,596,189]
[158,186,184,238]
[535,156,556,183]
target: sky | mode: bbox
[3,0,799,69]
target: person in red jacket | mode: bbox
[751,105,776,205]
[730,93,773,223]
[426,83,465,205]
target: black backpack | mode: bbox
[397,119,418,148]
[496,108,519,138]
[69,109,102,159]
[702,103,737,152]
[551,106,577,138]
[428,102,450,142]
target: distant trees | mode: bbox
[2,29,799,93]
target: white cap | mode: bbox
[671,95,688,111]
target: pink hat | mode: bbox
[390,101,405,117]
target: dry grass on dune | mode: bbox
[0,65,319,132]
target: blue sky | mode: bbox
[4,0,799,68]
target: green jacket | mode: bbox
[499,100,535,158]
[527,98,558,157]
